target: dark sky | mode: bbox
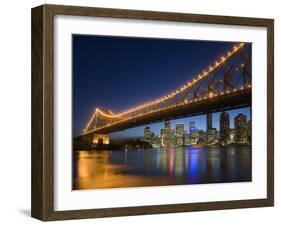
[72,35,250,137]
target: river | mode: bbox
[72,145,251,190]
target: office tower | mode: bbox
[144,126,152,144]
[164,121,173,146]
[175,124,184,146]
[220,111,230,144]
[184,133,191,146]
[189,121,197,134]
[207,113,212,131]
[160,128,166,147]
[229,128,235,143]
[234,113,247,143]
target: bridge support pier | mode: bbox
[92,134,110,145]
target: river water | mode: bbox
[72,146,251,190]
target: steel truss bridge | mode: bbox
[80,43,251,143]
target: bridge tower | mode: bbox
[92,134,110,145]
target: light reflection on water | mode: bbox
[72,146,251,190]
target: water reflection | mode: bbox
[73,146,251,190]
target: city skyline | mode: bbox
[110,107,250,139]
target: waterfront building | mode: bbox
[150,131,155,145]
[190,130,200,145]
[164,121,173,146]
[171,128,176,145]
[220,111,230,144]
[159,121,174,147]
[207,128,217,144]
[144,126,152,144]
[200,131,207,142]
[175,124,184,146]
[229,128,235,143]
[160,128,166,147]
[216,130,221,141]
[151,134,161,148]
[184,133,191,146]
[196,130,206,145]
[234,113,247,143]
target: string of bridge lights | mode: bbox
[83,42,248,134]
[83,82,251,135]
[84,107,123,132]
[116,42,245,117]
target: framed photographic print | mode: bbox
[31,4,274,221]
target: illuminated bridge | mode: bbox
[80,43,251,145]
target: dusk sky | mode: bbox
[72,35,251,138]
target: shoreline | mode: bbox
[73,143,251,152]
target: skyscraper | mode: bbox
[163,121,173,146]
[160,128,166,147]
[175,124,184,146]
[144,126,152,144]
[234,113,247,143]
[189,121,197,134]
[184,133,191,146]
[207,113,212,131]
[229,128,235,143]
[165,121,171,130]
[220,111,230,144]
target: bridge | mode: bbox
[79,43,251,146]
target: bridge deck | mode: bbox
[84,88,251,135]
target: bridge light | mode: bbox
[248,84,251,88]
[208,92,214,98]
[227,51,231,56]
[234,46,238,50]
[215,61,219,66]
[233,88,237,92]
[240,86,244,90]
